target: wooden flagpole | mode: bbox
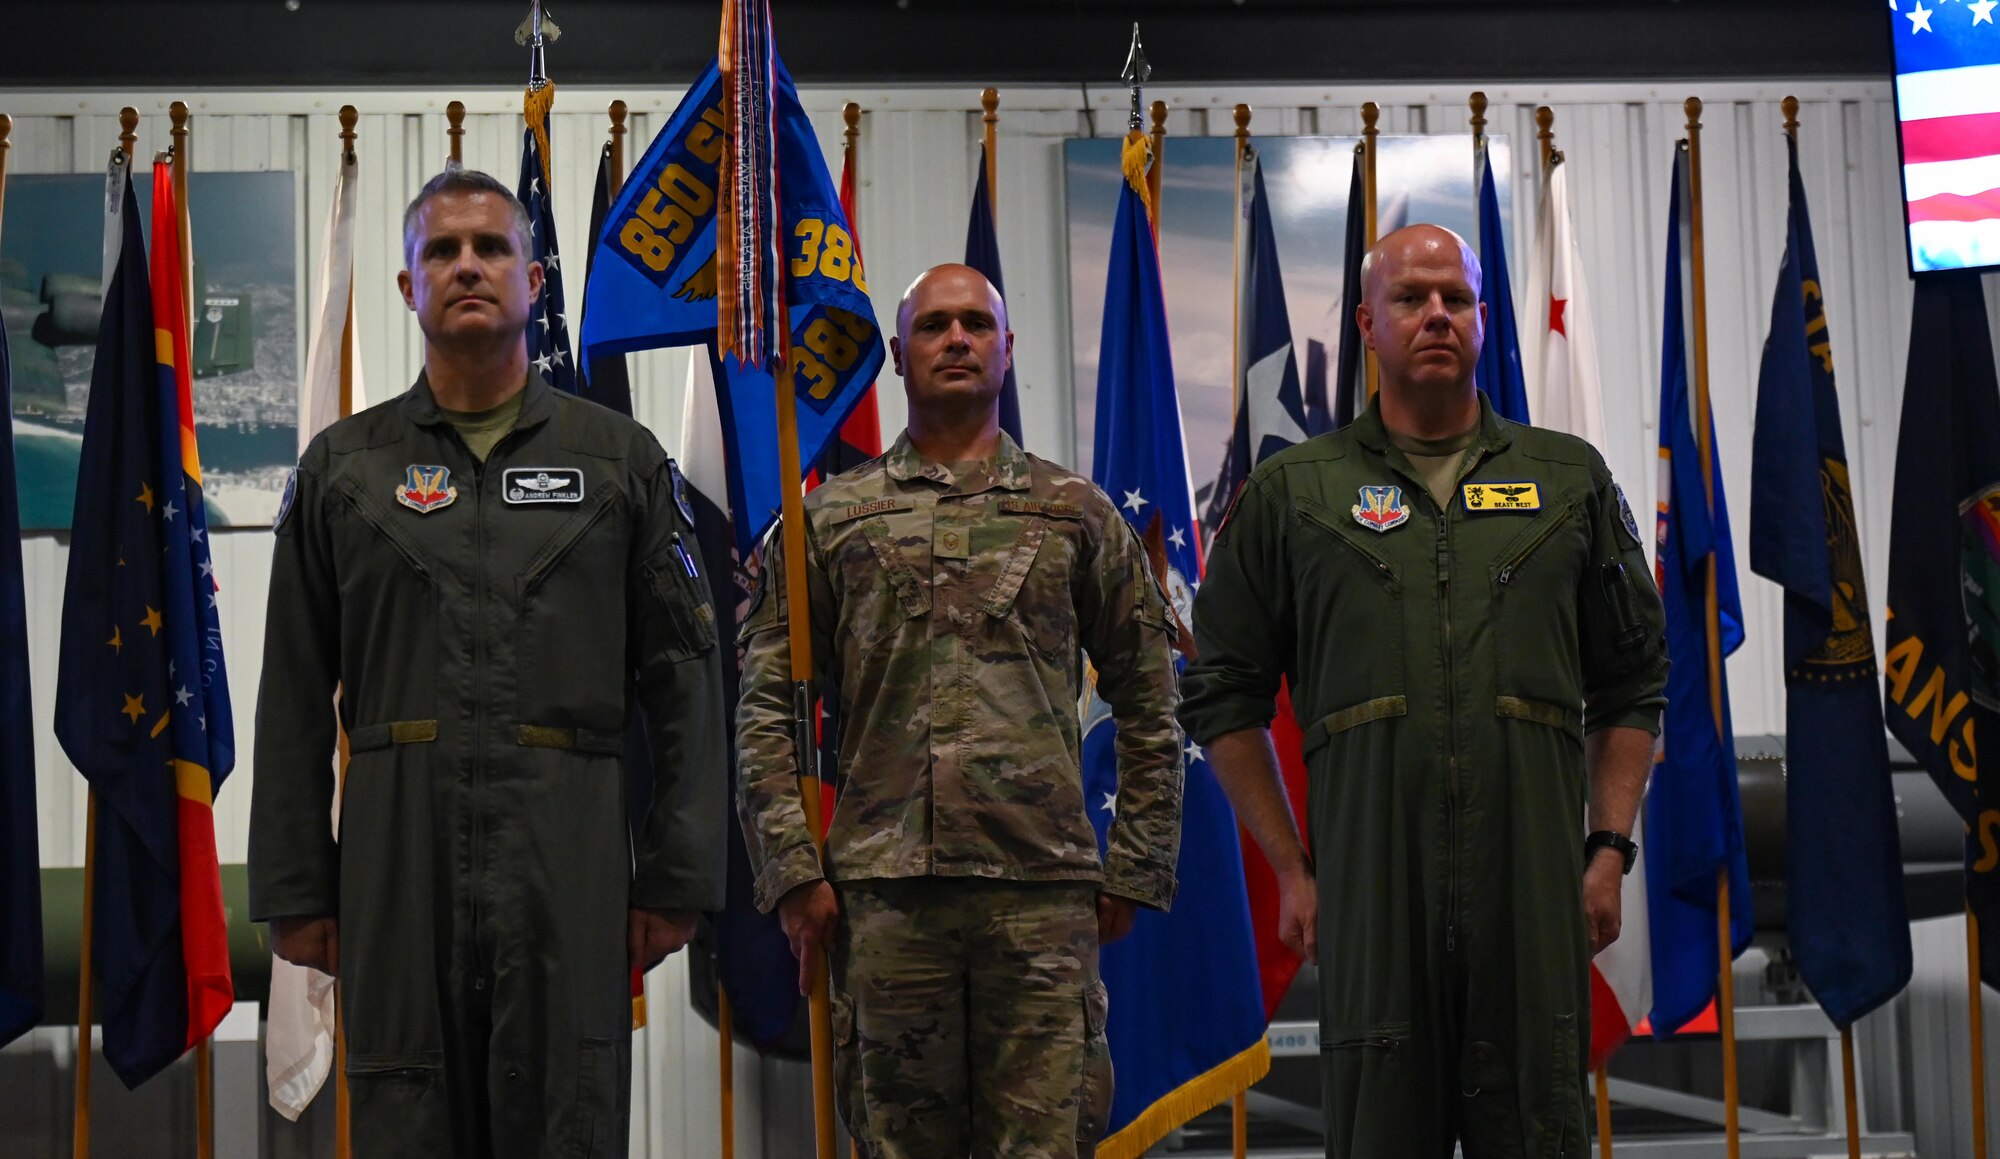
[1972,906,1990,1159]
[167,98,218,1159]
[1537,105,1555,174]
[1683,95,1742,1159]
[1361,101,1380,402]
[0,113,11,251]
[1229,96,1254,1159]
[981,88,999,210]
[1469,90,1487,170]
[446,100,465,165]
[72,107,138,1159]
[1781,93,1866,1159]
[609,99,628,189]
[328,105,358,1159]
[1147,99,1167,225]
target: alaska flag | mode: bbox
[0,309,43,1048]
[580,56,884,555]
[1646,148,1753,1036]
[1475,147,1529,423]
[963,147,1024,445]
[1086,135,1268,1157]
[1748,136,1910,1028]
[1203,145,1305,536]
[519,112,579,395]
[580,141,634,415]
[55,162,236,1087]
[1883,273,2000,987]
[1332,145,1368,430]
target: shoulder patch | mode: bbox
[667,458,696,527]
[830,497,914,525]
[274,468,298,533]
[1615,484,1642,549]
[998,497,1084,520]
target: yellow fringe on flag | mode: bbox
[1120,130,1156,223]
[1094,1037,1272,1159]
[523,82,557,192]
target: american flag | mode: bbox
[518,114,579,393]
[1892,0,2000,271]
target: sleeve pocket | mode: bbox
[643,546,718,662]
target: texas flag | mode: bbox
[1892,0,2000,271]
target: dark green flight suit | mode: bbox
[248,373,726,1158]
[1180,395,1668,1158]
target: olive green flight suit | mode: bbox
[248,373,726,1158]
[1180,395,1668,1158]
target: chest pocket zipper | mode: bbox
[518,488,618,598]
[1494,499,1580,586]
[1296,501,1399,587]
[335,478,439,582]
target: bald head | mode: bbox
[1361,224,1481,300]
[1354,223,1486,399]
[890,262,1014,419]
[896,263,1008,339]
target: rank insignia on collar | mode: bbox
[1352,485,1411,533]
[397,465,458,514]
[1462,481,1542,512]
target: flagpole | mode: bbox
[1148,99,1167,227]
[446,100,465,165]
[0,113,11,252]
[981,88,999,210]
[1971,905,1990,1159]
[1361,101,1380,403]
[713,95,745,1159]
[608,99,627,191]
[1594,1064,1613,1159]
[166,98,220,1159]
[1469,90,1487,176]
[1684,95,1742,1159]
[1225,98,1255,1159]
[1537,106,1554,174]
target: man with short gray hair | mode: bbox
[249,169,726,1156]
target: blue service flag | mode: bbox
[1748,136,1910,1028]
[1476,148,1529,424]
[1204,146,1306,536]
[1646,148,1754,1036]
[54,166,237,1087]
[1883,273,2000,987]
[1086,143,1268,1153]
[0,309,44,1048]
[963,148,1024,446]
[580,57,884,556]
[519,117,580,396]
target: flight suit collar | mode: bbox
[402,369,558,436]
[883,429,1033,493]
[1351,389,1513,459]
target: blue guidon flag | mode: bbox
[579,52,884,555]
[1084,128,1269,1159]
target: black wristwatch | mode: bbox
[1585,830,1638,875]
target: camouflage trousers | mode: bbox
[831,879,1112,1159]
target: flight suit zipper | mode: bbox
[1435,497,1459,956]
[1495,499,1581,586]
[1296,504,1396,580]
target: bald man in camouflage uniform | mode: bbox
[736,264,1184,1158]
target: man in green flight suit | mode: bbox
[248,169,726,1157]
[736,264,1185,1158]
[1181,224,1669,1158]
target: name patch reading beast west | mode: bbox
[503,468,585,505]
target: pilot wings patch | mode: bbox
[503,467,585,505]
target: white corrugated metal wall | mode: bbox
[3,77,1997,1156]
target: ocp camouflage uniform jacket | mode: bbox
[736,430,1185,914]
